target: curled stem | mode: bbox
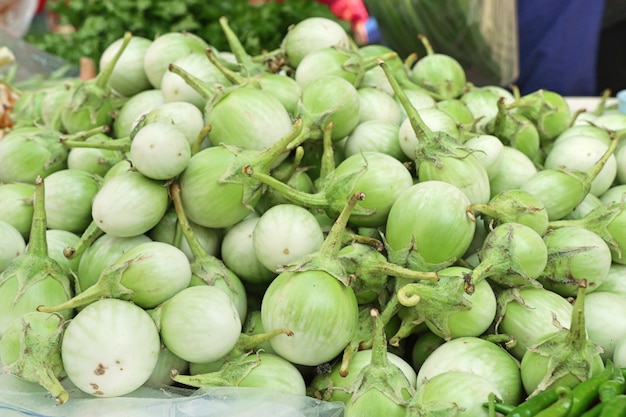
[397,285,422,306]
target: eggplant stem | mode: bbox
[581,130,620,188]
[95,32,132,90]
[369,308,389,368]
[218,16,258,73]
[205,48,246,85]
[379,60,433,140]
[192,125,211,156]
[26,176,48,257]
[64,220,104,260]
[319,192,366,257]
[565,278,588,349]
[397,284,422,307]
[169,182,208,261]
[37,258,136,313]
[417,33,435,55]
[168,63,216,99]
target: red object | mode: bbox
[316,0,369,27]
[253,0,369,28]
[36,0,47,13]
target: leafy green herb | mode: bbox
[26,0,346,65]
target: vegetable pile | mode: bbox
[1,14,626,417]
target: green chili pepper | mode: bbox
[534,386,574,417]
[598,394,626,417]
[483,401,515,415]
[506,387,560,417]
[598,371,626,403]
[483,392,515,416]
[579,403,604,417]
[566,362,615,417]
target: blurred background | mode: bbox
[1,0,625,96]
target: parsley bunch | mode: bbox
[25,0,346,65]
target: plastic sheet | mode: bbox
[618,90,626,114]
[0,28,78,83]
[0,371,345,417]
[364,0,519,86]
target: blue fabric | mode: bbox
[516,0,606,96]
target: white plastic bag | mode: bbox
[0,371,345,417]
[0,0,38,38]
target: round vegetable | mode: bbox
[43,169,100,234]
[143,31,208,89]
[385,180,475,271]
[544,135,617,197]
[498,287,573,360]
[40,241,192,311]
[253,204,324,273]
[281,17,350,68]
[584,291,626,360]
[61,298,160,397]
[99,35,152,97]
[538,226,612,296]
[261,269,359,366]
[155,285,242,364]
[409,35,466,100]
[172,352,307,396]
[129,122,191,180]
[0,221,26,273]
[413,371,503,416]
[416,336,522,405]
[220,216,277,285]
[91,170,169,237]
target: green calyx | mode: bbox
[547,202,624,258]
[384,232,454,274]
[0,177,73,311]
[345,309,413,415]
[470,223,545,290]
[513,89,572,143]
[396,272,472,341]
[467,189,549,236]
[382,59,468,165]
[339,306,379,378]
[0,312,68,404]
[61,83,118,133]
[37,257,136,313]
[338,242,438,305]
[405,402,460,417]
[61,32,132,133]
[388,305,425,348]
[277,192,366,286]
[487,97,542,164]
[170,351,262,388]
[244,121,376,222]
[222,117,309,211]
[524,280,603,396]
